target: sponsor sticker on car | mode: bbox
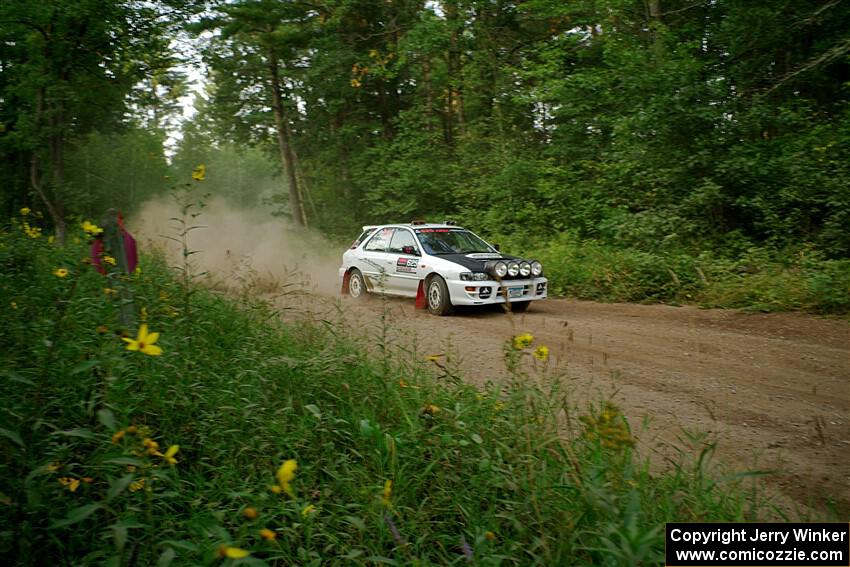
[396,258,418,273]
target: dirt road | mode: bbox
[281,292,850,517]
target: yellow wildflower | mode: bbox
[81,220,103,236]
[532,345,549,361]
[485,531,496,541]
[512,333,534,349]
[53,268,69,278]
[126,425,137,434]
[350,78,361,88]
[162,444,179,465]
[381,479,392,507]
[129,479,146,492]
[10,302,17,310]
[425,354,441,362]
[111,430,126,443]
[142,438,160,456]
[217,546,249,559]
[191,164,206,182]
[275,459,297,497]
[301,504,316,517]
[122,324,163,356]
[243,507,259,520]
[579,402,634,450]
[46,462,61,472]
[102,255,117,266]
[423,404,440,415]
[20,207,31,216]
[270,485,282,494]
[260,528,277,541]
[58,477,80,492]
[22,223,41,238]
[103,287,117,295]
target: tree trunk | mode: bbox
[32,87,67,243]
[422,57,435,128]
[267,50,305,227]
[648,0,661,22]
[444,0,464,147]
[377,78,394,139]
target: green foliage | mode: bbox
[0,210,797,566]
[63,129,172,216]
[171,108,280,211]
[502,233,850,313]
[3,0,849,312]
[0,0,184,228]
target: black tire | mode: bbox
[509,300,531,313]
[348,269,368,299]
[426,275,454,316]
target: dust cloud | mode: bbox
[131,196,344,296]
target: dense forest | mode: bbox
[2,0,849,308]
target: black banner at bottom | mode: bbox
[666,523,849,566]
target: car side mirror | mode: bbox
[493,243,501,251]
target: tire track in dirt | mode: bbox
[279,292,850,518]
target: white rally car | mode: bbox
[339,221,547,315]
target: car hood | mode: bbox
[434,253,518,272]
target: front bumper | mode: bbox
[446,277,548,306]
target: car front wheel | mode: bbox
[348,269,367,299]
[426,275,454,316]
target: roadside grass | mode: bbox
[503,233,850,315]
[0,212,822,566]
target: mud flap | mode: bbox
[415,280,427,309]
[341,270,350,295]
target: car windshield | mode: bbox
[414,228,496,255]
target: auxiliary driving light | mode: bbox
[531,261,543,276]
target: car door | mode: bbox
[386,228,422,297]
[359,227,396,293]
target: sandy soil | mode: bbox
[278,291,850,518]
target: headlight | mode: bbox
[519,261,531,277]
[531,261,543,276]
[460,272,490,281]
[493,261,508,278]
[507,261,520,277]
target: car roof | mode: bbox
[362,223,465,231]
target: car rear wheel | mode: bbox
[348,269,367,299]
[426,275,454,316]
[509,300,531,313]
